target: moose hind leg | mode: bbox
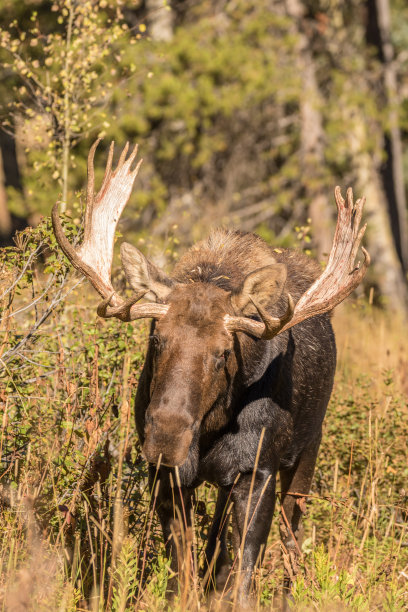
[202,488,232,592]
[279,434,322,595]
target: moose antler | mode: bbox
[52,140,169,322]
[225,187,370,339]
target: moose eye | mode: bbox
[214,349,231,371]
[149,334,164,352]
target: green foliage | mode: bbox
[0,0,132,214]
[103,0,305,230]
[292,544,367,609]
[111,536,140,612]
[143,552,170,601]
[0,0,394,249]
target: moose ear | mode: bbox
[231,264,287,315]
[120,242,174,302]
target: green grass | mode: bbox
[0,268,407,610]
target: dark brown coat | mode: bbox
[131,229,336,601]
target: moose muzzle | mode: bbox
[143,406,195,467]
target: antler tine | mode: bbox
[350,222,367,272]
[96,291,170,322]
[224,294,294,339]
[127,142,139,167]
[117,141,130,167]
[83,139,100,244]
[334,185,345,207]
[355,246,370,280]
[98,141,114,198]
[249,294,294,338]
[346,186,353,209]
[352,196,365,238]
[97,290,147,320]
[86,138,99,207]
[127,144,144,181]
[119,143,142,176]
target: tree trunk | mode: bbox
[349,120,408,309]
[355,160,408,309]
[366,0,408,272]
[146,0,173,42]
[0,147,12,240]
[285,0,333,261]
[0,130,28,247]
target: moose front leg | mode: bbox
[148,465,194,597]
[229,468,277,605]
[202,488,232,593]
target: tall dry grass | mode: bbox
[0,296,407,610]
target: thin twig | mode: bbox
[0,245,42,302]
[0,277,83,367]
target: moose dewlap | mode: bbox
[52,141,369,603]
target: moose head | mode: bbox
[52,141,369,468]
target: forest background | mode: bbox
[0,1,407,610]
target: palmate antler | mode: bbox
[224,187,370,338]
[52,140,168,322]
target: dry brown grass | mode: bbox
[0,302,407,611]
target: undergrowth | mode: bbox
[0,224,407,610]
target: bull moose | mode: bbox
[52,141,369,604]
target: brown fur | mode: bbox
[172,228,321,300]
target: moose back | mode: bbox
[52,141,369,602]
